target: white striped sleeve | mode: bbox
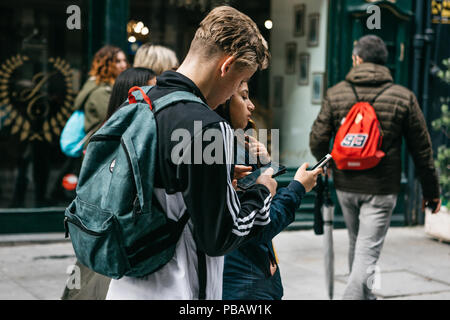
[219,122,272,236]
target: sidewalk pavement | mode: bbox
[0,226,449,300]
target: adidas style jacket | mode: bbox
[106,71,272,300]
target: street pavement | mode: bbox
[0,226,449,300]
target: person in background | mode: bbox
[133,43,179,76]
[309,35,441,300]
[81,45,128,134]
[50,46,128,204]
[61,67,156,300]
[216,82,322,300]
[104,67,156,121]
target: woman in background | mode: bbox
[80,45,128,133]
[133,43,179,75]
[104,67,156,121]
[50,46,128,203]
[61,67,156,300]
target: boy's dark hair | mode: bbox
[105,67,156,121]
[353,35,388,65]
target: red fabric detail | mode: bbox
[128,86,153,110]
[331,102,385,170]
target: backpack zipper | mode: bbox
[132,195,142,224]
[90,134,121,142]
[120,139,143,223]
[64,216,107,237]
[86,135,143,222]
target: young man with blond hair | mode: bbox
[106,6,276,300]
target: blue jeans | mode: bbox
[222,248,283,300]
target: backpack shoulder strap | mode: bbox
[348,82,360,102]
[370,83,394,104]
[128,86,209,113]
[152,90,209,113]
[347,82,394,105]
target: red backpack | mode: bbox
[331,83,393,170]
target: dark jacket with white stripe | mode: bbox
[106,71,272,300]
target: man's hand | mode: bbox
[422,198,442,214]
[233,165,252,180]
[294,163,323,192]
[256,167,277,196]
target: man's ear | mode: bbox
[220,56,235,77]
[356,55,364,65]
[352,55,364,67]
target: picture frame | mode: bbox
[307,13,320,47]
[293,4,306,37]
[285,42,297,74]
[272,76,283,108]
[297,53,310,85]
[311,72,325,104]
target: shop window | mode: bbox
[0,0,86,208]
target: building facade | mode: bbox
[0,0,447,233]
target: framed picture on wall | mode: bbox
[307,13,320,47]
[312,72,325,104]
[297,53,310,85]
[293,4,306,37]
[285,42,297,74]
[273,76,283,108]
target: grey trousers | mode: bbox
[336,190,397,300]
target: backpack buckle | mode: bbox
[132,196,142,224]
[64,217,69,238]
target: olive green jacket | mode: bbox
[73,77,112,133]
[309,63,440,198]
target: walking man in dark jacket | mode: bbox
[309,35,441,300]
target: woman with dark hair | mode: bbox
[104,67,156,121]
[216,82,322,300]
[61,67,155,301]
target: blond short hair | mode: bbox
[190,6,270,70]
[133,44,179,75]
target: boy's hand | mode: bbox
[233,165,252,180]
[256,167,277,196]
[232,179,238,190]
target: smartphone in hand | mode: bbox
[310,154,332,170]
[237,162,286,190]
